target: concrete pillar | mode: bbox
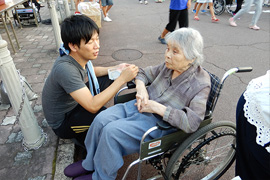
[0,40,46,150]
[47,0,62,50]
[70,0,76,12]
[62,0,70,17]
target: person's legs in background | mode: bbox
[208,2,219,22]
[233,0,243,14]
[249,0,263,29]
[159,9,178,44]
[229,0,252,26]
[194,3,203,20]
[178,8,189,28]
[101,0,113,22]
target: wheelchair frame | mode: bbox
[213,0,237,16]
[114,67,252,180]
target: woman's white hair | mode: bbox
[165,28,204,65]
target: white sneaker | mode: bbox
[144,0,148,4]
[104,16,112,22]
[229,17,237,27]
[139,0,143,4]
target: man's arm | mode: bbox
[94,66,112,77]
[70,64,139,113]
[94,63,130,77]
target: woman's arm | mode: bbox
[164,87,210,133]
[138,87,210,133]
[135,79,149,111]
[136,63,165,85]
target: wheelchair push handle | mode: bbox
[221,67,253,83]
[236,67,253,73]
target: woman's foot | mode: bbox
[194,16,200,21]
[211,17,219,23]
[229,17,237,27]
[249,25,260,30]
[64,160,91,178]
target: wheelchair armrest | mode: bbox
[156,121,173,130]
[127,81,136,89]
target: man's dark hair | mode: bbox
[61,15,99,51]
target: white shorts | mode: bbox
[196,0,213,3]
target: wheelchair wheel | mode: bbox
[165,121,236,180]
[225,0,237,15]
[213,0,226,16]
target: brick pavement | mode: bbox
[0,3,73,180]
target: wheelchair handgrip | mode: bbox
[127,81,136,89]
[237,67,253,73]
[157,121,173,130]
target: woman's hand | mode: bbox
[136,100,166,117]
[135,79,149,111]
[136,88,149,111]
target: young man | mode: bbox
[42,15,138,144]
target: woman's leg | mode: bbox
[233,0,253,20]
[92,114,159,179]
[208,3,215,17]
[194,3,203,18]
[82,101,132,171]
[250,0,263,26]
[83,99,176,179]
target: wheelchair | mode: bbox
[213,0,237,16]
[114,67,252,180]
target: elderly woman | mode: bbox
[64,28,211,180]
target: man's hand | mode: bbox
[118,64,139,83]
[115,63,130,70]
[187,0,191,9]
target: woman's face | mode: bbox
[165,41,194,73]
[165,41,194,74]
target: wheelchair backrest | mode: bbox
[204,72,222,118]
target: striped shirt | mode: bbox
[136,63,211,133]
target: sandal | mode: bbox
[211,17,219,22]
[194,16,200,21]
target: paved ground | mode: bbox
[0,0,269,179]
